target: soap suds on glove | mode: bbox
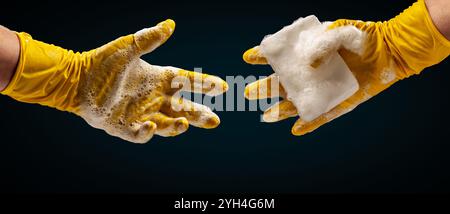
[259,15,365,122]
[78,57,218,143]
[78,58,175,143]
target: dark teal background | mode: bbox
[1,0,450,193]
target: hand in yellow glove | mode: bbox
[1,19,228,143]
[243,0,450,136]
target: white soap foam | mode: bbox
[78,58,169,143]
[77,54,218,143]
[259,15,365,122]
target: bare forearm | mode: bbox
[0,25,20,91]
[425,0,450,40]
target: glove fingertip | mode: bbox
[134,19,176,55]
[262,112,279,123]
[291,125,306,136]
[243,48,255,63]
[243,46,268,64]
[132,121,157,144]
[156,19,176,43]
[202,115,221,129]
[157,19,176,32]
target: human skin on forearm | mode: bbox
[1,0,450,93]
[0,25,20,91]
[425,0,450,40]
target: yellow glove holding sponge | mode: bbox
[244,0,450,136]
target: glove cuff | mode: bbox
[1,32,88,113]
[386,0,450,77]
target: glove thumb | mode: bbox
[133,19,176,55]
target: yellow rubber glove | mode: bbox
[1,19,229,143]
[243,0,450,136]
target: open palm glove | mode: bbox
[1,19,228,143]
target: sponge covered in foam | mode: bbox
[259,15,363,122]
